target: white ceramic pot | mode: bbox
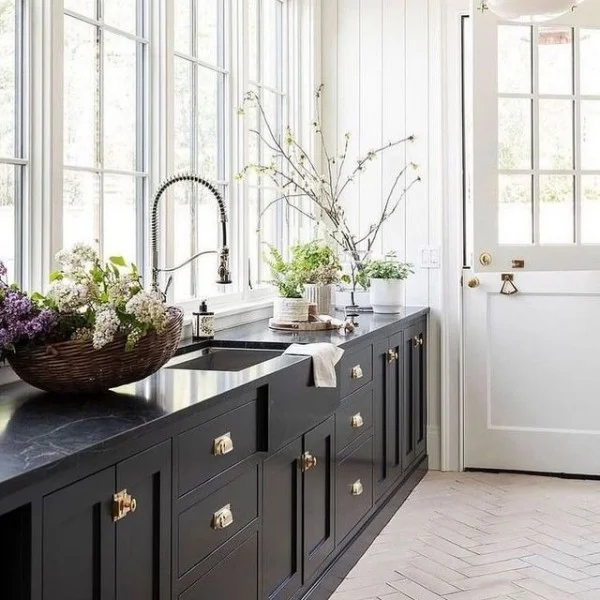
[273,297,310,322]
[369,279,404,314]
[303,284,335,316]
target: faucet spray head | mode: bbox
[217,247,232,284]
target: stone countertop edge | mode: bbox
[0,307,428,501]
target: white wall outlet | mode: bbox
[419,246,441,269]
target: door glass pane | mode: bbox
[196,0,219,65]
[103,174,137,260]
[582,175,600,244]
[498,99,531,169]
[539,175,574,244]
[498,25,531,94]
[174,0,192,55]
[0,0,16,157]
[538,27,572,95]
[581,101,600,170]
[64,0,96,18]
[580,29,600,96]
[104,32,137,170]
[174,58,193,172]
[63,170,101,251]
[539,99,573,170]
[196,66,219,179]
[104,0,137,35]
[64,16,99,167]
[0,164,15,282]
[498,175,532,245]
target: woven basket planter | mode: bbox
[7,307,184,394]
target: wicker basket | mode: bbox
[8,307,184,394]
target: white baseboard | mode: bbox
[427,425,441,470]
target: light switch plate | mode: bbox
[420,246,441,269]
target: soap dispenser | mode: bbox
[192,299,215,340]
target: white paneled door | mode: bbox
[464,1,600,474]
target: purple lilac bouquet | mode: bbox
[0,262,58,361]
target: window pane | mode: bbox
[582,175,600,244]
[248,0,258,81]
[104,0,137,35]
[64,0,96,18]
[197,67,220,179]
[248,186,280,288]
[539,175,574,244]
[103,174,137,260]
[498,99,531,170]
[580,29,600,96]
[0,0,15,157]
[539,99,573,170]
[261,0,283,89]
[64,16,100,167]
[173,183,193,301]
[498,175,532,245]
[104,32,137,170]
[174,0,192,55]
[0,164,15,282]
[196,0,219,65]
[63,170,100,251]
[498,25,531,95]
[538,27,572,95]
[581,101,600,170]
[174,58,193,171]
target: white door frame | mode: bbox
[440,0,470,472]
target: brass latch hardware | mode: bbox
[213,432,234,456]
[351,365,364,379]
[211,504,234,530]
[351,413,364,429]
[413,335,424,348]
[387,349,399,363]
[301,451,318,472]
[467,277,480,289]
[512,259,525,269]
[350,479,364,496]
[112,489,137,522]
[500,274,518,296]
[477,1,489,12]
[479,252,492,267]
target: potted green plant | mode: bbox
[364,254,414,314]
[265,246,309,322]
[290,241,342,315]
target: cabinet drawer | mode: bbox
[178,401,257,496]
[178,466,258,578]
[336,386,373,452]
[179,532,259,600]
[336,437,373,545]
[340,345,373,398]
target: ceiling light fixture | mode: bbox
[481,0,585,23]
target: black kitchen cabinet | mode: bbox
[262,417,335,600]
[42,441,171,600]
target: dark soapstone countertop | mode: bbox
[0,307,428,500]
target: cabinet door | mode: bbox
[303,416,335,583]
[43,468,115,600]
[403,321,427,469]
[263,437,303,600]
[116,440,171,600]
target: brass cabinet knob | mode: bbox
[213,432,234,456]
[212,504,234,530]
[413,336,424,348]
[351,413,364,429]
[112,489,137,522]
[351,365,364,379]
[301,451,318,472]
[387,349,399,363]
[350,479,364,496]
[467,277,480,289]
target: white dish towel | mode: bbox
[283,343,344,388]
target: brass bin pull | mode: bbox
[351,413,364,429]
[113,489,137,522]
[212,504,234,530]
[301,451,318,472]
[351,365,364,379]
[387,349,399,363]
[500,274,518,296]
[213,432,234,456]
[350,479,364,496]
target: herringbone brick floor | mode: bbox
[331,471,600,600]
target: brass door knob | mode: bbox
[212,504,234,530]
[351,413,364,429]
[467,277,480,289]
[301,451,318,472]
[351,365,364,379]
[213,432,234,456]
[387,349,399,363]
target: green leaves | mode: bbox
[109,256,127,267]
[364,256,414,281]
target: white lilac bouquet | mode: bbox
[0,244,169,361]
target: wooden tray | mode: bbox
[269,317,340,332]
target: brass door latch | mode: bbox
[351,365,364,379]
[213,432,234,456]
[413,335,424,348]
[113,489,137,522]
[212,504,234,530]
[301,451,318,472]
[387,349,399,363]
[351,413,364,429]
[350,479,364,496]
[500,274,519,296]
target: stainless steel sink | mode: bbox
[167,347,282,372]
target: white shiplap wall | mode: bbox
[321,0,444,469]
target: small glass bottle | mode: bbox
[192,300,215,340]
